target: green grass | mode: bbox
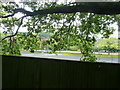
[94,54,119,57]
[57,52,120,57]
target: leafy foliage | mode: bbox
[94,38,120,54]
[0,32,21,55]
[0,2,117,61]
[17,32,40,53]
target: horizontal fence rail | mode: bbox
[2,55,120,88]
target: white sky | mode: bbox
[109,22,118,38]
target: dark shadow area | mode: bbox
[2,55,120,88]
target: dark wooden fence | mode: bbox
[2,55,120,88]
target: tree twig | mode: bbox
[0,13,15,18]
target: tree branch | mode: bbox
[0,8,32,18]
[33,2,120,15]
[1,16,26,42]
[0,13,15,18]
[0,2,120,19]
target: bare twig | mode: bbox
[33,19,39,29]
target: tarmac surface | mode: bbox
[21,52,119,63]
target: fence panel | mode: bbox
[2,55,120,88]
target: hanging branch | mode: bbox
[0,16,27,42]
